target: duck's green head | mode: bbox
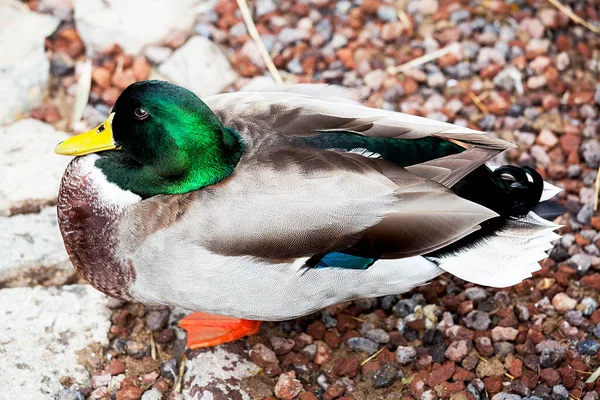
[55,80,243,198]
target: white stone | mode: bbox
[141,389,163,400]
[182,344,255,399]
[0,0,60,124]
[108,374,126,393]
[38,0,74,21]
[0,119,71,216]
[0,285,110,399]
[74,0,207,55]
[256,0,276,17]
[158,36,238,98]
[0,206,75,287]
[144,45,173,65]
[418,0,438,15]
[364,69,386,91]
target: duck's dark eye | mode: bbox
[134,108,149,120]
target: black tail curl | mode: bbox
[491,166,544,217]
[426,164,545,258]
[450,165,544,220]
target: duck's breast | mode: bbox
[57,155,141,299]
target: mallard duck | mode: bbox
[55,80,560,349]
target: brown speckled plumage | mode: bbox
[57,158,135,300]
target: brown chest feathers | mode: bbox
[57,158,137,300]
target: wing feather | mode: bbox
[406,147,497,187]
[205,89,514,152]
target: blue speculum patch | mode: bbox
[317,252,376,270]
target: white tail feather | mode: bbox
[433,211,561,288]
[540,181,562,202]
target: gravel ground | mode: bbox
[16,0,600,399]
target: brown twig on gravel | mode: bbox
[150,331,157,361]
[594,164,599,211]
[115,55,124,76]
[504,373,515,380]
[387,43,462,75]
[397,9,412,31]
[71,59,92,130]
[547,0,600,34]
[175,353,187,393]
[468,92,489,115]
[360,347,386,366]
[236,0,284,85]
[574,369,593,375]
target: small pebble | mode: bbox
[494,342,515,358]
[125,341,148,358]
[146,310,169,331]
[347,337,378,355]
[157,328,175,344]
[445,340,470,361]
[90,387,109,400]
[551,293,577,311]
[536,340,566,368]
[159,359,178,381]
[565,310,584,326]
[56,389,85,400]
[552,385,569,400]
[491,327,519,342]
[570,253,592,272]
[366,329,390,344]
[396,346,417,364]
[492,393,522,400]
[465,287,488,302]
[322,310,338,328]
[578,297,598,316]
[249,343,277,367]
[141,389,162,400]
[106,297,126,309]
[302,344,317,360]
[576,340,600,356]
[116,386,144,400]
[392,299,416,317]
[373,364,400,388]
[376,5,397,22]
[464,310,491,330]
[274,371,302,400]
[380,295,397,311]
[269,337,295,355]
[594,323,600,338]
[422,390,437,400]
[314,342,333,365]
[109,374,126,393]
[90,372,111,389]
[104,359,125,375]
[515,305,530,322]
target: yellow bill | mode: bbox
[55,113,120,156]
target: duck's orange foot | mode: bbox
[178,312,262,349]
